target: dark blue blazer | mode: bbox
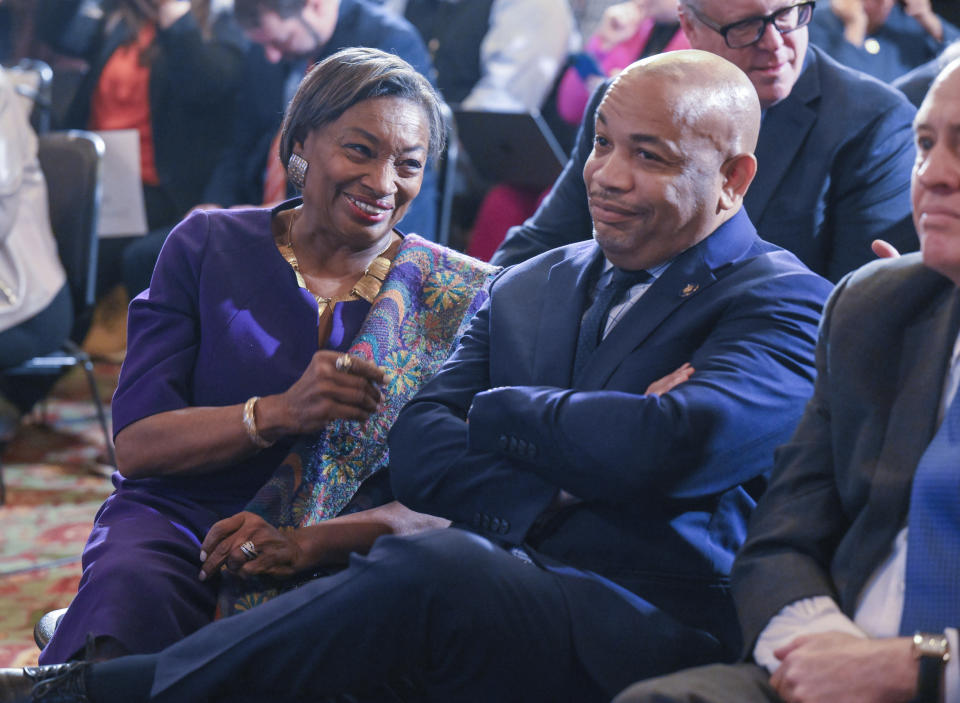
[391,208,832,665]
[492,46,917,282]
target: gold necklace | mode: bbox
[280,209,393,318]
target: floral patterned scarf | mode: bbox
[218,234,496,614]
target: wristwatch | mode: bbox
[912,632,950,703]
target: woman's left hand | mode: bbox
[199,511,304,581]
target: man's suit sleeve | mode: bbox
[824,97,916,281]
[390,296,560,545]
[392,262,829,545]
[731,278,851,651]
[488,80,604,267]
[462,268,829,504]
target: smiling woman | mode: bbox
[38,47,496,664]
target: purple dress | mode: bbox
[41,203,370,662]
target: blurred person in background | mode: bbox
[809,0,960,83]
[0,66,72,432]
[37,0,246,299]
[556,0,689,126]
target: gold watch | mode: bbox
[912,632,950,703]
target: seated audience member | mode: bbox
[122,0,439,296]
[36,0,246,297]
[0,50,832,703]
[493,0,919,283]
[0,67,72,424]
[383,0,577,112]
[615,56,960,703]
[36,48,493,665]
[556,0,689,126]
[895,37,960,106]
[809,0,960,84]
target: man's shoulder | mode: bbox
[830,253,951,320]
[712,240,833,307]
[802,45,916,120]
[492,240,596,286]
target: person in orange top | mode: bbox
[37,0,246,295]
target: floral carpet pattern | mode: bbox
[0,365,119,667]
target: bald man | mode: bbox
[615,57,960,703]
[494,0,919,284]
[0,52,831,703]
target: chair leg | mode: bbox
[66,341,116,468]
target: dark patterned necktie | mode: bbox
[573,267,651,381]
[899,383,960,634]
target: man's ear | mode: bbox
[717,153,757,212]
[678,4,697,42]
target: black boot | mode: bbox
[0,662,90,703]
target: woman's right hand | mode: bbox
[260,351,386,439]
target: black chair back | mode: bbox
[37,130,104,341]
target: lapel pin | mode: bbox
[680,283,699,298]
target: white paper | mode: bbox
[95,129,148,237]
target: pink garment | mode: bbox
[556,19,690,125]
[467,185,548,262]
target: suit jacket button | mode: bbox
[526,444,537,459]
[481,514,491,530]
[508,436,519,453]
[473,512,482,527]
[498,435,508,451]
[500,520,510,534]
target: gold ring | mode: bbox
[335,354,354,373]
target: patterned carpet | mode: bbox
[0,365,119,667]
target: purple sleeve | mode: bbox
[111,210,209,436]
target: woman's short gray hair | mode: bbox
[279,47,445,169]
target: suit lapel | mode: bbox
[878,283,960,497]
[841,280,960,608]
[746,51,819,226]
[532,243,601,387]
[576,210,758,389]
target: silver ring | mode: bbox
[239,541,258,561]
[335,354,354,373]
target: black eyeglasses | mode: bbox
[688,1,816,49]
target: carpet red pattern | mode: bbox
[0,364,119,667]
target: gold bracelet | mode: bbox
[242,396,273,448]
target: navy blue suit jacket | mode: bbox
[492,46,917,282]
[391,208,832,662]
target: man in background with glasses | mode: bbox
[493,0,918,284]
